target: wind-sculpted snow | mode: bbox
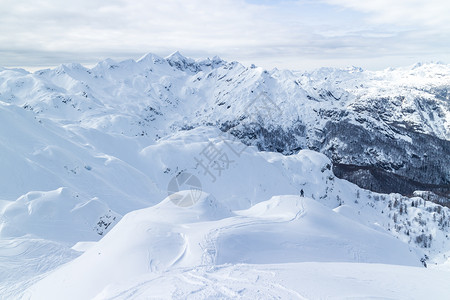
[1,54,450,298]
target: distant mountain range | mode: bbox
[2,53,448,198]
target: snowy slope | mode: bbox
[0,55,449,299]
[91,263,450,299]
[0,127,446,299]
[23,195,424,299]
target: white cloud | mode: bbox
[0,0,448,70]
[323,0,450,29]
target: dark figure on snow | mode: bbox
[300,189,304,197]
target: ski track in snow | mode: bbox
[199,201,305,267]
[0,238,79,299]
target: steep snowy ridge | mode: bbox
[0,54,450,299]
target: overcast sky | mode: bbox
[1,0,449,70]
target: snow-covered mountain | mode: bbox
[1,53,448,197]
[0,54,450,299]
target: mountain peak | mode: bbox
[165,51,189,62]
[211,55,222,62]
[137,53,165,65]
[165,51,200,72]
[347,66,364,73]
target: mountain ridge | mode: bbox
[2,53,447,198]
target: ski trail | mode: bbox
[200,198,307,266]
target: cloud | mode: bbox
[0,0,448,70]
[1,1,277,57]
[323,0,450,29]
